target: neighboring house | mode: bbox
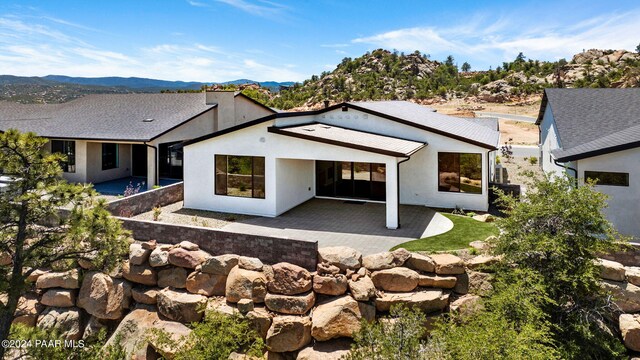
[537,88,640,237]
[183,101,500,229]
[0,91,275,189]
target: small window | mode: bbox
[438,152,482,194]
[585,171,629,187]
[214,155,265,198]
[51,140,76,173]
[102,143,119,170]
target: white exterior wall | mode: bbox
[577,148,640,238]
[539,104,577,177]
[275,108,490,211]
[275,159,314,215]
[184,121,398,222]
[185,106,494,227]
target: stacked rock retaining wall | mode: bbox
[4,243,498,360]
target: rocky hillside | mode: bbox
[269,48,640,110]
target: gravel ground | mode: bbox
[501,156,544,188]
[132,201,253,229]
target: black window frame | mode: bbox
[437,152,483,194]
[102,143,119,171]
[585,171,629,187]
[51,140,76,173]
[214,155,265,199]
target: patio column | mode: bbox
[146,144,157,190]
[385,159,399,229]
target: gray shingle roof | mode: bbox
[348,101,500,148]
[540,88,640,161]
[0,93,216,141]
[269,123,426,157]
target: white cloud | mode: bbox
[0,15,306,82]
[187,0,210,7]
[215,0,288,18]
[351,9,640,65]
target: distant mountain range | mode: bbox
[0,75,294,103]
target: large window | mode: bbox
[102,143,119,170]
[585,171,629,187]
[438,152,482,194]
[215,155,265,198]
[51,140,76,173]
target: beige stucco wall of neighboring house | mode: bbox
[234,95,274,127]
[151,110,216,146]
[577,147,640,238]
[85,142,132,184]
[46,139,89,184]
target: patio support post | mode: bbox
[385,159,399,229]
[145,143,158,190]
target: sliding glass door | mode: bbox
[316,160,386,201]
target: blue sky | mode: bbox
[0,0,639,82]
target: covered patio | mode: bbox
[220,198,453,255]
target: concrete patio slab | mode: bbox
[220,198,453,255]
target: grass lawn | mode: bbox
[391,213,499,252]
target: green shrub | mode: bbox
[147,311,264,360]
[528,156,538,165]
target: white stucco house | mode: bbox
[537,88,640,238]
[0,91,275,189]
[183,101,500,229]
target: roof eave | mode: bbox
[555,141,640,162]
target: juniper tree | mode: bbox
[0,129,128,356]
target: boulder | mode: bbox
[179,240,199,251]
[148,320,192,359]
[362,248,411,271]
[129,243,151,266]
[466,255,500,271]
[317,262,341,275]
[430,254,465,275]
[13,294,41,327]
[620,314,640,352]
[122,261,157,286]
[418,274,457,289]
[405,253,436,273]
[141,239,157,250]
[268,262,312,295]
[149,245,172,267]
[468,271,493,296]
[265,291,315,315]
[318,247,362,271]
[26,269,48,283]
[627,267,640,286]
[266,315,312,353]
[37,307,83,340]
[311,295,364,341]
[596,259,626,282]
[237,299,254,314]
[450,294,484,317]
[158,267,188,288]
[602,280,640,313]
[296,338,352,360]
[226,266,268,303]
[82,316,107,341]
[77,272,132,320]
[472,214,494,222]
[469,241,490,252]
[186,271,227,296]
[348,276,376,301]
[239,256,264,271]
[35,269,80,289]
[376,289,449,313]
[168,247,210,269]
[157,288,207,323]
[201,254,239,275]
[41,289,76,308]
[206,297,238,317]
[131,287,158,305]
[0,252,11,266]
[313,274,348,296]
[105,305,190,360]
[454,273,469,295]
[246,307,272,339]
[371,267,419,292]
